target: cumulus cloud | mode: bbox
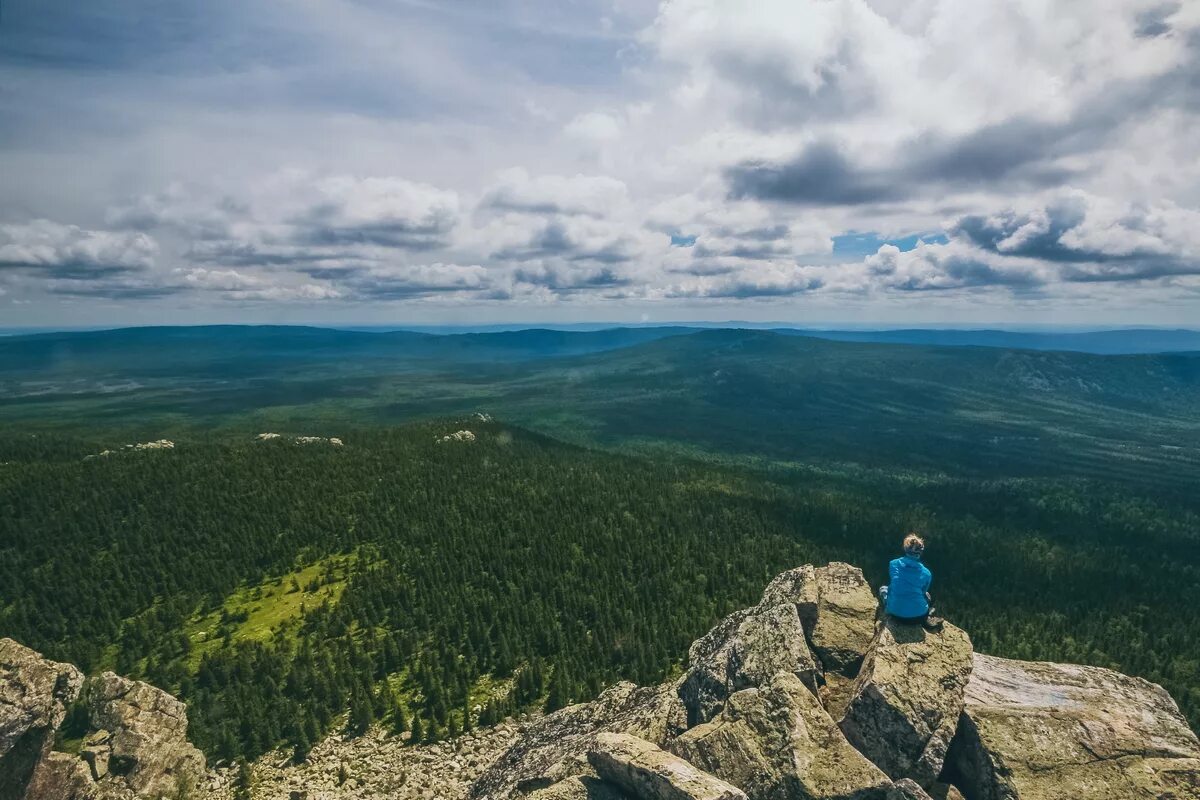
[2,0,1199,318]
[563,111,623,143]
[0,220,157,278]
[289,175,459,250]
[335,263,490,300]
[480,168,629,218]
[949,193,1200,281]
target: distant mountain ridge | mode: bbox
[1,325,1198,492]
[3,323,1199,355]
[781,326,1200,354]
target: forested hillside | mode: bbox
[2,418,1198,766]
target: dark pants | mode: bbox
[888,612,929,626]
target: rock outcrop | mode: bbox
[808,563,879,676]
[671,672,890,800]
[472,681,687,800]
[0,638,85,800]
[838,619,974,786]
[81,672,206,797]
[587,733,746,800]
[945,653,1200,800]
[0,638,205,800]
[474,562,1200,800]
[527,775,630,800]
[678,599,818,727]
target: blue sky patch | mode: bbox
[832,231,949,258]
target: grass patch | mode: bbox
[184,553,354,670]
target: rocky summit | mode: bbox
[4,563,1200,800]
[472,563,1200,800]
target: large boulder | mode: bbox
[946,653,1200,800]
[679,601,819,727]
[0,638,85,800]
[671,671,892,800]
[838,619,973,786]
[759,565,820,624]
[472,680,687,800]
[25,751,97,800]
[588,732,746,800]
[809,564,879,676]
[81,672,205,798]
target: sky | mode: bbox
[1,0,1199,328]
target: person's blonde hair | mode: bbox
[903,533,925,555]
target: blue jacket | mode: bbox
[886,555,931,618]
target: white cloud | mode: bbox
[1,0,1198,320]
[0,220,157,275]
[481,168,630,218]
[563,111,623,143]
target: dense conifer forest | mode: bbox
[2,418,1198,764]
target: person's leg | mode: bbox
[923,606,944,631]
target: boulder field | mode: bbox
[472,563,1200,800]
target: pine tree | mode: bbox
[233,758,252,800]
[347,689,374,737]
[545,664,570,712]
[391,701,409,735]
[462,697,474,733]
[292,728,311,763]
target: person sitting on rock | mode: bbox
[882,534,944,630]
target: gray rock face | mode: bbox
[946,653,1200,800]
[0,638,85,800]
[587,732,746,800]
[679,600,819,727]
[885,780,932,800]
[809,563,879,676]
[25,751,97,800]
[758,565,820,625]
[883,779,964,800]
[82,672,206,798]
[527,775,631,800]
[472,681,687,800]
[838,620,973,786]
[672,671,891,800]
[0,638,204,800]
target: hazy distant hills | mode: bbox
[0,325,694,377]
[782,327,1200,354]
[1,325,1197,491]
